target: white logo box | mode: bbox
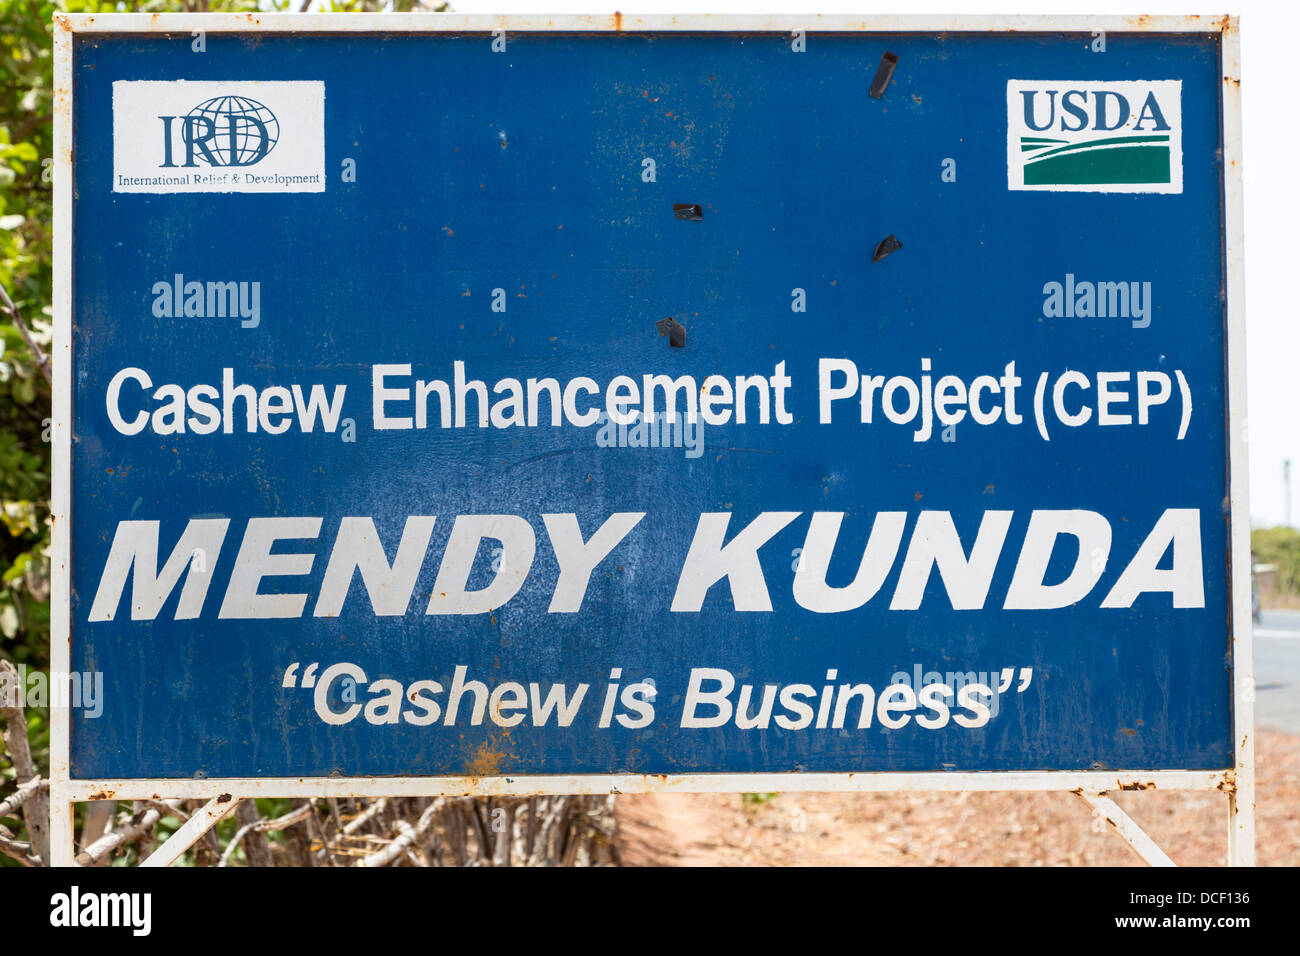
[1006,79,1183,194]
[112,80,325,194]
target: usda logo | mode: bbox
[1007,80,1182,193]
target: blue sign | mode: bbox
[70,28,1235,780]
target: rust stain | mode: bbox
[216,792,233,803]
[464,735,511,777]
[1118,780,1156,791]
[1120,727,1136,736]
[88,789,114,800]
[614,11,623,32]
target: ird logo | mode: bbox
[157,95,280,168]
[1006,80,1182,193]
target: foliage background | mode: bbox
[1251,526,1300,598]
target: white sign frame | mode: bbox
[48,13,1252,867]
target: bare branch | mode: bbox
[0,776,47,820]
[0,281,52,387]
[342,797,386,835]
[142,799,190,822]
[76,808,162,866]
[0,660,50,866]
[0,826,39,866]
[357,799,444,868]
[234,800,272,867]
[218,802,315,867]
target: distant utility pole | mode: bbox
[1286,459,1293,528]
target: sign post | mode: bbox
[50,14,1251,866]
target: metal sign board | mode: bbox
[50,14,1251,865]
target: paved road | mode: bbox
[1254,610,1300,735]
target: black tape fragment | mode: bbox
[869,52,899,99]
[873,235,903,262]
[656,316,687,347]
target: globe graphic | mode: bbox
[185,95,279,165]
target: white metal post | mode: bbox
[140,796,242,867]
[49,13,76,870]
[1221,17,1256,868]
[1073,791,1176,867]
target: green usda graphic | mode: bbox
[1007,80,1182,193]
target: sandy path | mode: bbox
[615,729,1300,866]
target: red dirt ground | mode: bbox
[615,729,1299,866]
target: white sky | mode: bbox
[440,2,1298,525]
